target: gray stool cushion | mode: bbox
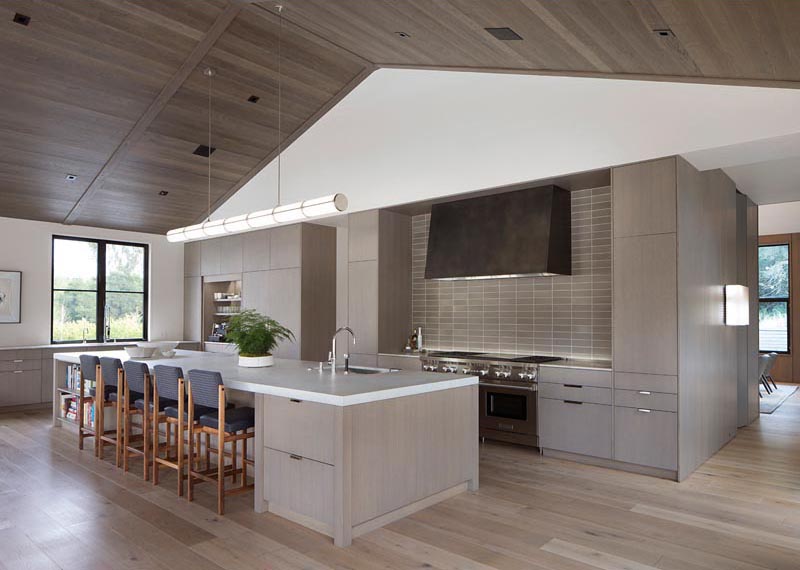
[199,407,255,433]
[135,397,178,412]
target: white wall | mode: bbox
[0,217,184,348]
[759,201,800,235]
[215,68,800,220]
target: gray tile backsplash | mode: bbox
[411,186,611,359]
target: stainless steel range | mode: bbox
[421,351,561,448]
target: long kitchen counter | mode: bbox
[53,349,476,406]
[52,348,479,547]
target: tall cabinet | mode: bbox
[184,223,336,362]
[612,156,748,480]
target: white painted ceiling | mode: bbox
[215,69,800,219]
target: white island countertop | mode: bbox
[53,349,477,406]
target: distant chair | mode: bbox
[758,354,773,396]
[187,369,255,514]
[765,353,779,390]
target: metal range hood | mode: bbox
[424,185,571,280]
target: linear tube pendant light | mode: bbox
[166,5,347,244]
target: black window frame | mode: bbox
[758,242,790,355]
[50,235,149,344]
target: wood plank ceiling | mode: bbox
[2,1,799,234]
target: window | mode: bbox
[758,243,789,353]
[51,236,148,343]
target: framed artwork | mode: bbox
[0,271,21,324]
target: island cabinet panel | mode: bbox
[613,233,678,376]
[264,448,335,529]
[263,396,336,465]
[614,407,678,470]
[349,385,478,526]
[612,157,676,238]
[539,399,612,459]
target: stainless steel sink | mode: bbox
[343,366,390,375]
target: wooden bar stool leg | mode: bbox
[241,435,247,490]
[115,369,123,468]
[231,438,238,484]
[95,365,103,458]
[205,433,211,470]
[177,389,185,497]
[123,381,130,473]
[217,388,226,515]
[187,381,195,503]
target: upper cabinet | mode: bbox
[184,241,201,277]
[219,234,243,275]
[613,157,676,238]
[243,230,271,272]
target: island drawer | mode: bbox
[539,398,612,459]
[264,448,334,529]
[539,367,612,388]
[263,395,336,465]
[614,389,677,412]
[0,359,41,372]
[614,407,677,470]
[614,372,677,394]
[539,383,611,405]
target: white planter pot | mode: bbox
[238,355,274,368]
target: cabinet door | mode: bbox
[0,370,42,406]
[264,448,335,529]
[613,158,676,238]
[270,225,302,269]
[539,398,612,459]
[613,234,678,375]
[41,358,54,403]
[184,241,201,277]
[348,260,378,355]
[243,230,270,272]
[183,277,202,342]
[265,268,302,359]
[263,396,335,465]
[614,406,677,470]
[200,239,221,276]
[219,234,243,274]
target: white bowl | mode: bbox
[160,350,176,359]
[138,341,179,352]
[125,346,156,359]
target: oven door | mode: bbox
[479,382,537,435]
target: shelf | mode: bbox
[57,387,92,397]
[56,415,78,426]
[214,298,241,303]
[214,312,240,316]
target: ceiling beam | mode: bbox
[62,1,244,225]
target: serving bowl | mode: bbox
[125,346,157,359]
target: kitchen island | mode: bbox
[53,350,478,546]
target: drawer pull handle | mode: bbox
[638,391,651,395]
[564,384,583,389]
[564,400,583,405]
[289,454,302,461]
[13,370,23,374]
[13,359,23,363]
[637,408,652,413]
[289,399,302,403]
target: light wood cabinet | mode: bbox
[614,372,677,394]
[219,234,243,275]
[263,395,336,465]
[613,233,678,376]
[348,260,379,355]
[0,370,42,407]
[613,157,676,238]
[539,383,611,405]
[183,277,202,342]
[264,448,335,530]
[270,225,302,269]
[539,398,612,459]
[200,239,221,276]
[184,241,201,277]
[539,367,612,387]
[614,389,677,413]
[614,407,677,470]
[242,230,270,272]
[348,210,379,262]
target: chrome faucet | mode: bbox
[330,327,356,372]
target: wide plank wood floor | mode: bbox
[1,395,800,570]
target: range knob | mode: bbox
[461,368,473,374]
[478,369,489,376]
[423,364,435,371]
[442,366,454,373]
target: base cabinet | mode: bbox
[539,398,612,459]
[613,406,677,470]
[264,448,335,530]
[0,370,41,407]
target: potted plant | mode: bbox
[225,309,295,368]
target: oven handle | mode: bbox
[479,382,537,391]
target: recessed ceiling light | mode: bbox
[395,31,411,38]
[159,190,169,196]
[193,145,216,157]
[247,95,260,103]
[485,27,523,41]
[13,13,31,26]
[653,28,675,38]
[65,174,77,181]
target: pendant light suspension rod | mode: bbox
[165,6,348,243]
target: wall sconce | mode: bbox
[724,285,750,326]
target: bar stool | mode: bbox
[122,360,150,478]
[78,355,100,451]
[97,356,124,466]
[187,370,255,515]
[152,365,187,495]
